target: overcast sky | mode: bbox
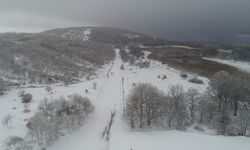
[1,0,250,43]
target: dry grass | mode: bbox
[148,48,248,78]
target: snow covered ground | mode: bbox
[1,49,250,150]
[203,57,250,73]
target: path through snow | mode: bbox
[48,49,124,150]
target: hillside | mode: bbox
[0,32,114,85]
[43,27,166,46]
[1,27,249,88]
[0,27,168,86]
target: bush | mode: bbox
[120,64,125,70]
[188,77,204,84]
[162,75,167,80]
[180,73,188,79]
[194,125,204,132]
[22,93,32,103]
[93,82,97,89]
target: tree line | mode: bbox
[125,71,250,136]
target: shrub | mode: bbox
[180,73,188,79]
[120,64,125,70]
[194,125,204,132]
[86,76,90,80]
[188,77,204,84]
[93,82,97,89]
[162,75,167,80]
[22,93,32,103]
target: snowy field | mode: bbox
[203,57,250,73]
[1,49,250,150]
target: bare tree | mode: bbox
[185,88,200,124]
[125,83,165,128]
[167,85,188,130]
[208,71,233,134]
[229,77,250,116]
[208,71,232,112]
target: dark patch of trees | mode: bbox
[125,73,250,136]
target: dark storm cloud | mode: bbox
[0,0,250,43]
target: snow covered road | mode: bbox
[48,49,124,150]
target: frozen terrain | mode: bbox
[1,49,250,150]
[204,57,250,73]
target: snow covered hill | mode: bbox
[1,49,249,150]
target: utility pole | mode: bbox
[122,77,125,113]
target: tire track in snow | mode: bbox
[99,49,123,150]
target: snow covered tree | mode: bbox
[208,71,232,135]
[185,88,200,124]
[27,95,94,147]
[166,85,188,130]
[125,83,165,128]
[228,102,250,136]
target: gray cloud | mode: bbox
[0,0,250,43]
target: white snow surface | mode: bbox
[203,57,250,73]
[0,49,250,150]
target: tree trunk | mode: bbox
[233,99,238,116]
[147,119,151,126]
